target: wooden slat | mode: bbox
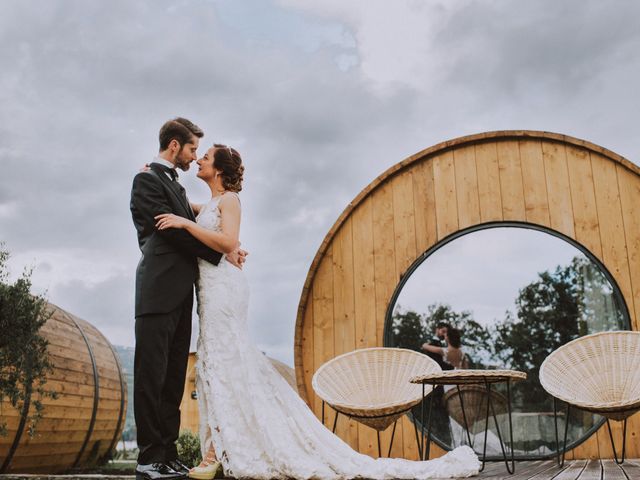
[433,150,458,239]
[519,140,550,227]
[481,459,556,480]
[565,145,602,259]
[601,459,626,480]
[475,142,503,222]
[392,170,417,276]
[591,154,634,323]
[549,459,587,480]
[4,452,77,471]
[617,165,640,332]
[454,145,481,229]
[371,181,409,459]
[352,197,378,458]
[579,459,603,480]
[497,140,525,221]
[331,218,358,450]
[372,181,397,346]
[399,415,419,460]
[412,159,438,254]
[619,460,640,479]
[542,142,575,237]
[301,293,314,406]
[312,252,334,424]
[387,170,419,458]
[527,460,566,479]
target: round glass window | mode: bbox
[384,225,630,459]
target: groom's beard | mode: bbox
[173,151,192,172]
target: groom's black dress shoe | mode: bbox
[135,463,185,480]
[167,459,191,474]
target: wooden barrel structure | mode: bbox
[294,131,640,461]
[180,352,297,434]
[0,303,127,473]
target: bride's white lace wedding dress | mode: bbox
[194,193,480,479]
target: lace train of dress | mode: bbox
[195,195,480,479]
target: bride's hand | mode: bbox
[226,246,248,269]
[155,213,190,230]
[139,163,150,172]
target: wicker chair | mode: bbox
[540,331,640,465]
[312,347,441,457]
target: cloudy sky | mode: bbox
[2,0,640,365]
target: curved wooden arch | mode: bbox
[294,130,640,460]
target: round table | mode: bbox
[410,369,527,474]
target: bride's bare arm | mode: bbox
[190,202,203,215]
[155,194,240,254]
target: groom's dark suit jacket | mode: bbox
[130,162,222,316]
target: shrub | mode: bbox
[176,430,202,468]
[0,244,57,437]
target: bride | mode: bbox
[155,145,480,480]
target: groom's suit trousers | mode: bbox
[134,291,193,464]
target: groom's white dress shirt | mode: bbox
[154,156,177,181]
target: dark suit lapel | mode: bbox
[150,163,196,221]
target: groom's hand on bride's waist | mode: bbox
[226,247,248,269]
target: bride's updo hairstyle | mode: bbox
[213,144,244,192]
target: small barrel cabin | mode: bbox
[294,131,640,461]
[0,303,126,473]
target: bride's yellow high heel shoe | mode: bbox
[188,450,223,480]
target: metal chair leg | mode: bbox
[456,385,473,447]
[607,418,627,465]
[387,420,398,457]
[413,414,422,458]
[332,410,340,433]
[553,398,570,467]
[424,388,435,460]
[479,380,492,472]
[485,379,515,474]
[419,383,426,460]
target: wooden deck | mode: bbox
[1,459,639,480]
[473,459,639,480]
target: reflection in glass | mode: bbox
[385,227,628,459]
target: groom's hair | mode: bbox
[159,117,204,151]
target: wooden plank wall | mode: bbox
[295,132,640,461]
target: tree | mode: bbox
[390,306,425,351]
[491,255,623,408]
[0,245,56,437]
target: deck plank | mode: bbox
[619,460,640,479]
[601,460,626,480]
[475,460,517,477]
[577,459,602,480]
[478,460,559,480]
[552,459,588,480]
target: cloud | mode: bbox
[2,0,640,366]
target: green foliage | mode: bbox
[492,256,622,408]
[176,429,202,469]
[0,244,57,437]
[390,309,424,351]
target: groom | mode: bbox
[130,118,243,479]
